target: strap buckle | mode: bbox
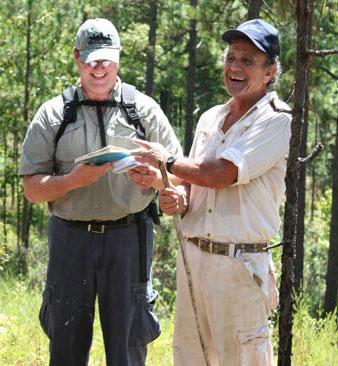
[87,223,105,234]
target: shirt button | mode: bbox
[207,233,211,237]
[94,204,98,209]
[208,209,212,213]
[221,140,225,144]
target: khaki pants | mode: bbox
[173,240,278,366]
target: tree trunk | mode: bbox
[145,0,157,97]
[247,0,263,19]
[21,0,32,255]
[160,89,172,122]
[278,1,313,365]
[294,101,309,293]
[323,118,338,315]
[2,126,8,249]
[184,0,198,155]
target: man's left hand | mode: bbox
[128,166,158,189]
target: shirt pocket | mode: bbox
[194,130,219,159]
[107,115,140,141]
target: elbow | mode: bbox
[198,160,238,189]
[23,188,39,203]
[23,176,40,203]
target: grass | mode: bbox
[0,277,174,366]
[0,277,337,366]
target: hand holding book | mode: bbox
[74,145,148,174]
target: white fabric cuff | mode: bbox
[221,147,249,185]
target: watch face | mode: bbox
[166,156,177,173]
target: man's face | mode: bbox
[223,39,275,102]
[73,49,119,100]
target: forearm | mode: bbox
[23,173,75,203]
[132,139,237,188]
[169,157,238,189]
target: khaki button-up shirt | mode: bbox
[19,77,182,221]
[181,92,291,243]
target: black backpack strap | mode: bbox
[121,82,146,140]
[56,83,145,148]
[55,86,79,148]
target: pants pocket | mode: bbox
[237,325,270,366]
[39,287,52,338]
[129,286,161,346]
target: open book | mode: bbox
[74,145,146,173]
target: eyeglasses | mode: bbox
[86,60,114,68]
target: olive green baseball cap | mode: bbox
[75,18,121,63]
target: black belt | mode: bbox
[188,237,268,255]
[60,212,148,234]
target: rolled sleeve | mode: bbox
[221,147,250,185]
[225,114,291,185]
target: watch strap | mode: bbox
[166,156,178,174]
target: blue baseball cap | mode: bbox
[222,19,280,61]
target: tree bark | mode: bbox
[278,1,313,365]
[160,89,172,122]
[2,127,8,249]
[184,0,198,155]
[21,1,33,256]
[247,0,263,19]
[294,93,309,293]
[145,0,157,97]
[323,118,338,315]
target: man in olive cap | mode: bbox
[19,18,182,366]
[134,19,291,366]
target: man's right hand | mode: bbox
[69,162,114,189]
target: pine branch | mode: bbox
[298,142,324,163]
[266,242,284,250]
[308,49,338,57]
[269,99,293,114]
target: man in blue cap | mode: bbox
[19,18,182,366]
[134,19,291,366]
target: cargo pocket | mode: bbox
[129,286,161,346]
[39,287,53,338]
[237,325,270,366]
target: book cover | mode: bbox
[112,155,145,174]
[74,145,131,165]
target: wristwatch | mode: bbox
[166,156,178,174]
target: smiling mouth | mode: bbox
[230,76,245,82]
[92,73,107,78]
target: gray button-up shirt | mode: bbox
[19,77,182,221]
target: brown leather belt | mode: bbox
[188,237,268,256]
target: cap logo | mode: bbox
[88,32,112,45]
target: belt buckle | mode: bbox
[88,223,105,234]
[209,241,213,254]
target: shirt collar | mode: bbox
[218,91,278,131]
